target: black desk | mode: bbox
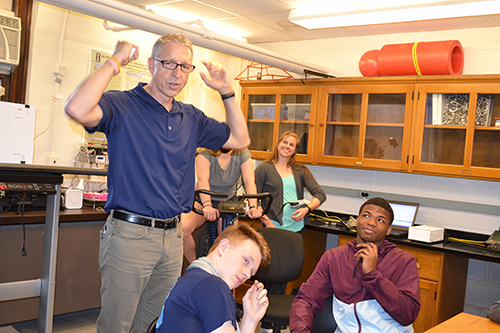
[0,163,106,333]
[306,219,500,263]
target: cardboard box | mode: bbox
[408,225,445,243]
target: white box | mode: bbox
[0,101,36,164]
[408,225,445,243]
[63,189,83,209]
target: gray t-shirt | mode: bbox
[197,148,251,201]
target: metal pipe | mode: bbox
[38,0,331,75]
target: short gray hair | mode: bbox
[151,33,193,58]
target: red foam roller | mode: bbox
[359,49,380,77]
[359,40,464,77]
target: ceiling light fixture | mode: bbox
[289,0,500,29]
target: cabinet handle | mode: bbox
[319,122,324,127]
[310,123,314,127]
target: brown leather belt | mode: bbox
[112,210,180,229]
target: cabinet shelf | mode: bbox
[248,119,274,123]
[280,120,309,124]
[474,126,500,131]
[325,121,360,126]
[423,125,466,129]
[366,123,404,127]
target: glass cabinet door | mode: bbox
[315,84,414,171]
[421,93,469,166]
[323,93,362,158]
[241,85,317,162]
[365,93,406,161]
[471,93,500,171]
[247,93,276,153]
[413,83,500,179]
[279,94,312,155]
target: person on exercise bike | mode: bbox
[182,147,262,263]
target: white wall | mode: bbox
[28,1,242,167]
[257,27,500,77]
[27,1,500,235]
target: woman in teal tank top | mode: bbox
[255,131,327,235]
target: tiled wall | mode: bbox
[306,165,500,236]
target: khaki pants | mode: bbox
[96,214,183,333]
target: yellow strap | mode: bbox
[412,42,422,76]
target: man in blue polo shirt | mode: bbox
[65,33,250,333]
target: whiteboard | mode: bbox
[0,101,36,164]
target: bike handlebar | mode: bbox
[192,189,273,219]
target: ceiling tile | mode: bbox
[195,0,293,16]
[245,11,293,32]
[152,0,237,21]
[117,0,500,44]
[345,22,422,36]
[246,31,306,44]
[486,14,500,26]
[412,16,496,31]
[216,17,282,36]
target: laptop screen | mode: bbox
[388,201,419,229]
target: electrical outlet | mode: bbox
[359,191,370,199]
[47,155,60,165]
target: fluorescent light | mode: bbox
[289,0,500,29]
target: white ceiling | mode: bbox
[116,0,500,44]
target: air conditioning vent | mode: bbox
[0,14,21,74]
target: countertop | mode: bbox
[306,218,500,263]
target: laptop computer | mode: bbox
[387,201,419,238]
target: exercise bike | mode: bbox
[192,189,273,257]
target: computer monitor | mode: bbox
[388,201,419,229]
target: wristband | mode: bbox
[220,91,235,100]
[107,56,120,75]
[306,206,312,214]
[249,206,257,210]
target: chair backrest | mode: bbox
[253,227,305,285]
[311,295,337,333]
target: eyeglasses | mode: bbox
[153,57,195,73]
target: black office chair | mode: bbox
[311,295,337,333]
[254,227,305,333]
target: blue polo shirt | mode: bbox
[90,83,230,219]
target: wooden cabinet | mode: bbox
[411,82,500,179]
[338,235,468,333]
[314,82,415,171]
[240,81,319,163]
[239,75,500,180]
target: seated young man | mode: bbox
[156,223,271,333]
[290,197,421,333]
